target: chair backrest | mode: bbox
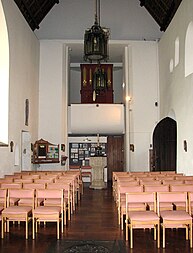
[22,183,46,189]
[35,189,63,207]
[170,184,193,192]
[0,189,7,208]
[119,185,143,194]
[126,192,156,211]
[118,180,139,186]
[7,189,34,207]
[140,180,162,185]
[188,192,193,213]
[181,176,193,181]
[14,178,33,183]
[0,183,22,189]
[157,192,188,215]
[144,184,170,193]
[162,179,184,185]
[46,183,70,199]
[184,180,193,184]
[0,178,14,183]
[33,179,54,184]
[21,174,40,180]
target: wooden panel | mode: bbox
[107,135,124,181]
[80,64,113,103]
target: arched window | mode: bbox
[0,0,9,145]
[185,22,193,77]
[175,37,179,67]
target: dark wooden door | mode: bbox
[107,135,124,181]
[153,117,177,171]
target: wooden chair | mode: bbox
[143,184,170,212]
[0,189,7,224]
[1,189,34,239]
[170,184,193,210]
[32,189,63,239]
[46,183,71,225]
[157,192,192,248]
[0,183,22,206]
[125,192,160,248]
[117,185,144,230]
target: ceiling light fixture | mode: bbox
[84,0,109,63]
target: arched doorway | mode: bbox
[152,117,177,171]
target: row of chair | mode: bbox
[118,183,193,231]
[0,170,83,239]
[0,188,64,239]
[113,171,193,248]
[125,191,193,249]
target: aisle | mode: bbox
[63,183,123,240]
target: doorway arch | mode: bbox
[153,117,177,171]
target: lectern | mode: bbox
[89,156,107,189]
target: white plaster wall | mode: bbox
[70,69,81,104]
[128,41,159,171]
[38,41,69,170]
[0,0,39,177]
[158,0,193,175]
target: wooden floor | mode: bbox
[0,183,193,253]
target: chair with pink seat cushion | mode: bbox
[46,183,71,226]
[143,184,170,212]
[157,192,192,248]
[117,185,144,230]
[125,192,160,249]
[1,188,34,239]
[0,183,22,206]
[170,184,193,210]
[32,189,63,240]
[0,189,7,224]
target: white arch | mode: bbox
[185,21,193,77]
[168,109,176,121]
[0,0,9,145]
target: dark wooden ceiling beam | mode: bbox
[14,0,59,31]
[14,0,182,32]
[139,0,182,32]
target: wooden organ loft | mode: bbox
[80,64,113,103]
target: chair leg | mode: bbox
[121,214,124,230]
[154,225,156,240]
[125,219,128,241]
[130,225,133,249]
[57,220,59,240]
[185,225,189,240]
[1,217,4,239]
[157,223,160,248]
[190,224,192,248]
[32,217,35,239]
[7,220,9,232]
[118,207,120,225]
[68,203,71,221]
[26,219,28,240]
[64,207,66,226]
[163,226,165,248]
[61,213,64,233]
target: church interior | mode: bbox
[1,0,193,252]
